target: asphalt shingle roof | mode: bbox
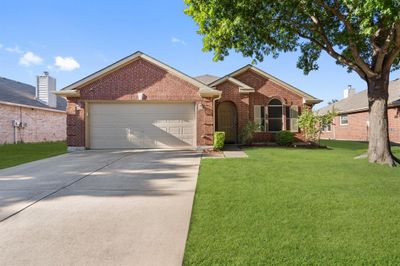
[0,77,66,111]
[318,79,400,114]
[194,74,220,85]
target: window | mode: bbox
[254,105,265,131]
[286,106,291,130]
[268,99,283,132]
[254,100,299,133]
[340,114,348,125]
[323,124,332,132]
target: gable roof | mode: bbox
[0,77,66,112]
[228,64,322,104]
[57,51,220,97]
[195,74,220,85]
[209,76,255,93]
[318,79,400,115]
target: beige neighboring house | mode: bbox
[0,72,67,144]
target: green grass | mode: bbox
[184,140,400,265]
[0,142,67,169]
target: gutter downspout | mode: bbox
[212,93,222,132]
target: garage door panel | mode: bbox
[89,103,195,149]
[92,113,194,123]
[90,103,194,114]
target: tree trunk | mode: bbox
[367,73,396,166]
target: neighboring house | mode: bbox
[318,82,400,143]
[0,72,67,144]
[56,51,321,151]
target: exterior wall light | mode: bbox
[138,93,145,100]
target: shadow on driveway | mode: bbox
[0,149,200,265]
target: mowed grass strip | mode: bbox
[184,140,400,265]
[0,142,67,169]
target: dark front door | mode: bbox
[217,101,237,143]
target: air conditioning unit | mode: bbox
[12,120,20,127]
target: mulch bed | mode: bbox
[242,142,328,149]
[202,148,224,158]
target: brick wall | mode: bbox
[0,103,66,144]
[320,107,400,143]
[215,69,305,142]
[66,58,214,147]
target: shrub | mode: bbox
[276,131,294,146]
[213,131,225,150]
[240,121,260,145]
[298,108,336,143]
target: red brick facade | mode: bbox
[215,69,306,142]
[64,56,317,148]
[66,59,214,147]
[320,107,400,143]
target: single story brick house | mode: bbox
[318,81,400,143]
[0,73,66,144]
[56,51,321,150]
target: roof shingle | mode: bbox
[0,77,66,111]
[318,79,400,114]
[194,74,220,85]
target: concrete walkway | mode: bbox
[0,149,200,266]
[222,145,248,158]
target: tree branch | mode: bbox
[295,29,366,79]
[303,14,367,79]
[383,23,400,72]
[316,0,376,78]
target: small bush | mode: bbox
[240,122,260,145]
[276,131,294,146]
[213,131,225,150]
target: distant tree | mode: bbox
[185,0,400,166]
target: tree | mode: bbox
[298,108,336,143]
[328,99,339,105]
[185,0,400,166]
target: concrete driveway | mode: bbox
[0,149,200,266]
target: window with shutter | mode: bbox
[254,105,265,131]
[290,105,299,132]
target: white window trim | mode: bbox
[340,114,349,125]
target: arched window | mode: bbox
[268,99,283,131]
[253,99,299,133]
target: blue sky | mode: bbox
[1,0,399,108]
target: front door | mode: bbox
[217,101,237,143]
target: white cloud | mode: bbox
[54,56,80,71]
[6,46,23,54]
[171,37,187,45]
[19,51,43,66]
[0,43,3,49]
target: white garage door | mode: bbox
[89,103,196,149]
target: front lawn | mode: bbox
[0,142,67,169]
[184,140,400,265]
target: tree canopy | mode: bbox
[185,0,400,81]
